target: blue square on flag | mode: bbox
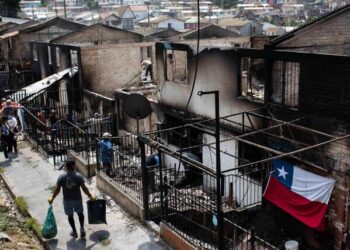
[272,159,294,188]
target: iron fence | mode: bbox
[50,116,114,166]
[96,134,144,204]
[22,107,51,153]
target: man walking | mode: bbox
[48,160,94,238]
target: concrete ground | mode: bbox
[0,139,170,250]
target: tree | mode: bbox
[0,0,21,17]
[84,0,100,23]
[213,0,239,9]
[85,0,99,10]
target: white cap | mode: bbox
[103,132,111,137]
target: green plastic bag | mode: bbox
[42,205,57,239]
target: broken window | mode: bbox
[165,50,188,84]
[33,44,38,61]
[271,61,300,108]
[239,57,265,102]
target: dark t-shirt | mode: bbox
[57,171,84,201]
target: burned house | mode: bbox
[132,6,350,247]
[0,18,83,92]
[0,17,85,65]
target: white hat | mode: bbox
[103,132,111,137]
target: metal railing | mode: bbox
[96,134,144,204]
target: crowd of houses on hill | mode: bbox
[1,2,350,250]
[11,0,350,37]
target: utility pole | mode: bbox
[64,0,67,18]
[54,0,58,16]
[209,3,212,24]
[32,5,35,20]
[145,1,150,24]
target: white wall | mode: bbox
[123,7,136,19]
[158,19,184,31]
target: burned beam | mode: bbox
[137,135,216,176]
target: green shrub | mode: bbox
[26,218,42,238]
[15,196,29,216]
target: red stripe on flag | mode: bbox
[264,176,327,231]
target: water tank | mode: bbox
[285,240,299,250]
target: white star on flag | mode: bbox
[277,166,288,180]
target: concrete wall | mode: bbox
[96,173,145,220]
[81,42,156,98]
[67,150,96,178]
[157,47,262,127]
[160,222,196,250]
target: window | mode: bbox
[56,47,60,67]
[7,38,12,50]
[165,50,188,84]
[48,46,52,65]
[271,61,300,108]
[239,57,265,102]
[33,44,38,61]
[70,50,78,67]
[147,46,152,58]
[111,20,119,26]
[123,19,133,30]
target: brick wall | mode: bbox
[269,105,350,249]
[81,42,156,97]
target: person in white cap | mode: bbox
[98,132,114,177]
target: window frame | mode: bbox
[164,49,189,85]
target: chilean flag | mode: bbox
[263,159,335,231]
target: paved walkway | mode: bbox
[0,140,169,250]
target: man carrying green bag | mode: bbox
[48,160,95,238]
[42,205,57,239]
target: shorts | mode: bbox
[63,199,84,216]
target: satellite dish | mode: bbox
[123,93,152,120]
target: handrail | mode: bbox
[21,106,49,128]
